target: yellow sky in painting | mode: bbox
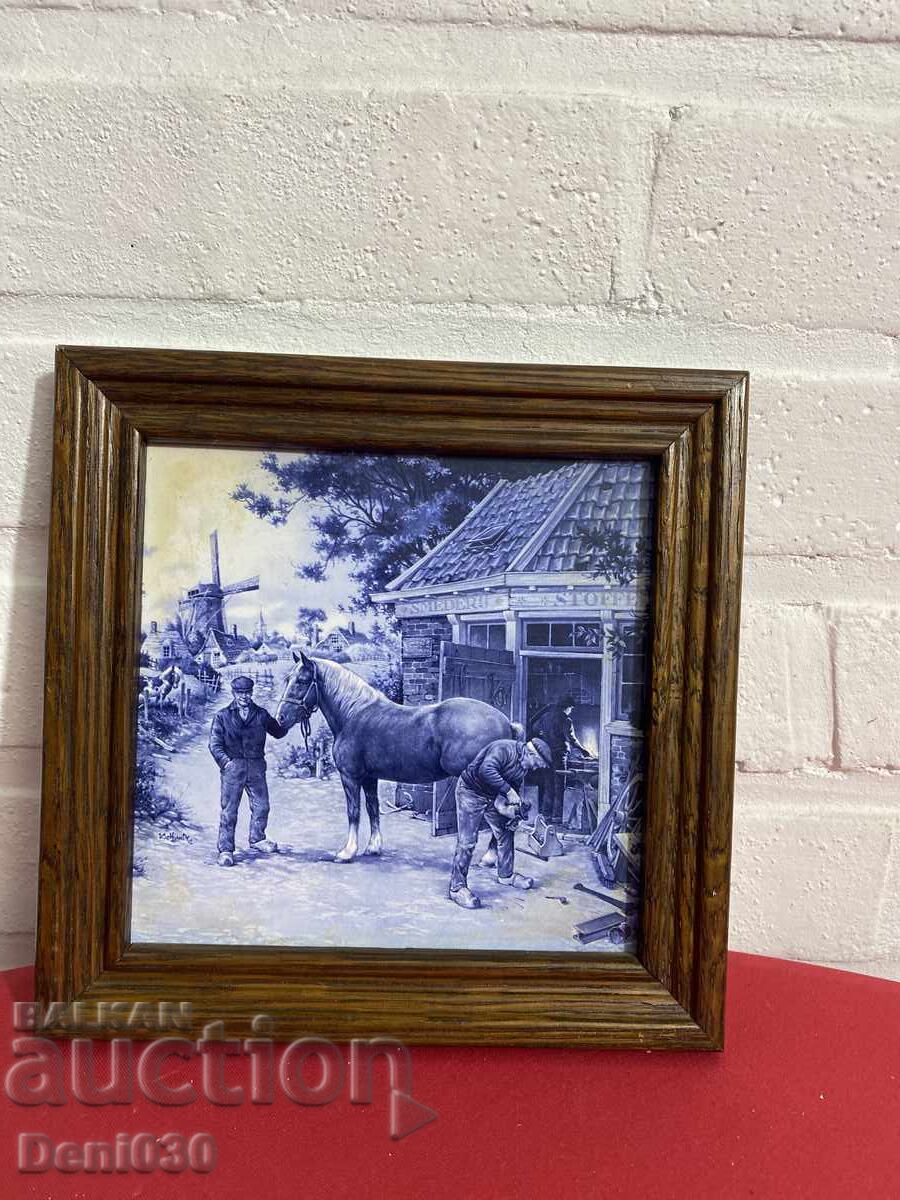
[141,446,355,639]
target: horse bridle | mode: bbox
[291,670,319,750]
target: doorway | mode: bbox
[523,654,603,834]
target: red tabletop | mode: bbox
[0,951,896,1198]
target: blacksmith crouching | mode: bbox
[448,736,554,910]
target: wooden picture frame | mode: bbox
[36,347,747,1049]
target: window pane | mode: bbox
[617,621,649,721]
[550,623,574,647]
[468,623,488,648]
[622,654,644,684]
[620,682,645,725]
[487,624,507,650]
[525,623,550,647]
[626,625,648,654]
[574,622,602,648]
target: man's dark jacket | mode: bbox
[208,700,289,770]
[536,705,577,758]
[459,738,527,801]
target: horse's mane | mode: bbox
[314,656,385,721]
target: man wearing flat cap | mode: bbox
[448,735,554,910]
[208,676,290,867]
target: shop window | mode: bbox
[467,622,506,650]
[617,624,648,725]
[573,622,603,648]
[550,623,574,647]
[525,622,550,647]
[525,621,603,651]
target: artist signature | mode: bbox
[157,830,193,844]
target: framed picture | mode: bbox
[36,348,747,1048]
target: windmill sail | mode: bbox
[221,575,260,596]
[177,533,260,646]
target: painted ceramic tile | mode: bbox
[131,447,655,952]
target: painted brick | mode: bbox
[5,3,900,46]
[875,829,900,961]
[294,1,900,41]
[0,749,40,935]
[746,378,900,558]
[0,934,34,971]
[2,307,895,383]
[832,608,900,769]
[0,791,40,865]
[734,769,898,811]
[0,747,41,797]
[1,86,631,305]
[648,111,900,334]
[0,529,47,746]
[401,615,451,705]
[0,0,897,979]
[744,555,900,612]
[824,960,900,983]
[1,15,897,108]
[736,604,832,771]
[0,866,37,933]
[0,527,47,584]
[730,807,893,962]
[0,347,55,528]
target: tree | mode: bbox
[295,605,327,646]
[234,453,546,612]
[368,618,398,651]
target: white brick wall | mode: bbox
[0,3,897,975]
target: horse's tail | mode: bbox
[510,721,526,742]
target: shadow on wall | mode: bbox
[0,369,55,967]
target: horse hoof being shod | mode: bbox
[275,649,526,864]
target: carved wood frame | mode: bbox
[36,347,747,1048]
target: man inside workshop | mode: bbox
[534,694,595,827]
[448,735,554,910]
[208,675,291,867]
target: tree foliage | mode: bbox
[573,524,650,586]
[234,453,546,611]
[295,605,327,644]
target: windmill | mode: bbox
[177,531,259,647]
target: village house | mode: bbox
[140,620,193,668]
[195,624,254,670]
[371,460,654,835]
[313,620,371,658]
[144,602,291,690]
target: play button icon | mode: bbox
[390,1089,438,1140]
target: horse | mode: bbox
[275,650,524,862]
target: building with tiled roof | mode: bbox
[195,625,255,670]
[388,461,653,591]
[313,621,371,658]
[140,620,193,668]
[371,460,656,838]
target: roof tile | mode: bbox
[394,460,655,588]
